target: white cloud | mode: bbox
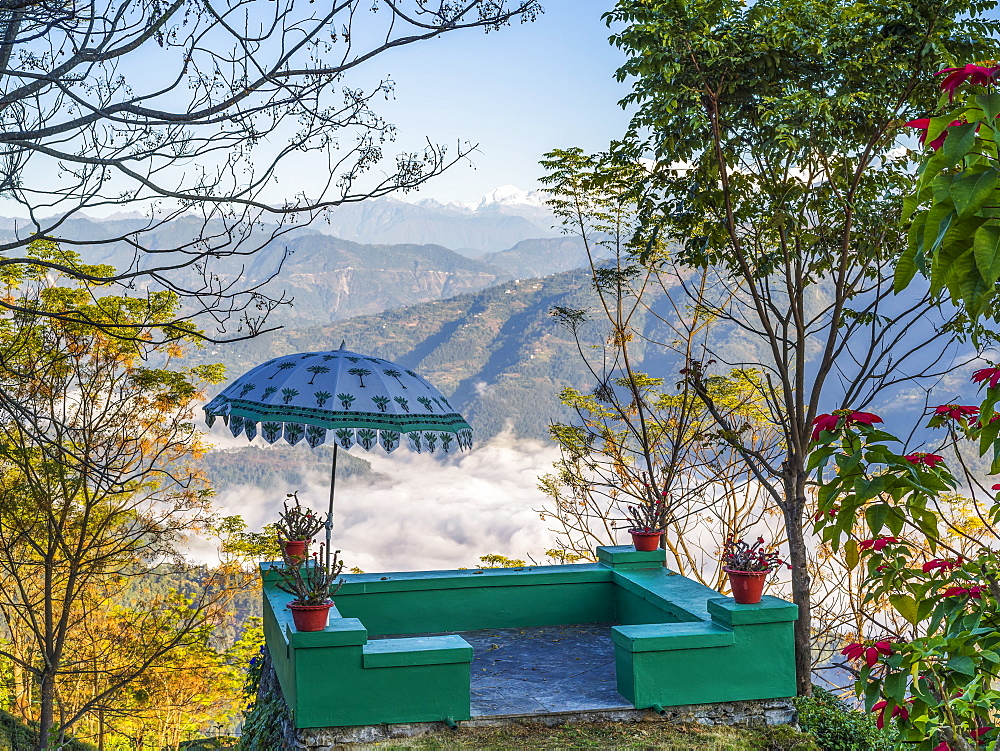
[203,428,560,573]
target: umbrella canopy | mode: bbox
[203,345,473,568]
[203,346,472,454]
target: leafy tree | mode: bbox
[539,148,783,586]
[811,391,1000,749]
[0,0,540,343]
[0,245,237,749]
[600,0,995,693]
[52,597,243,750]
[811,62,1000,751]
[897,60,1000,325]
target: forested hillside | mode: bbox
[191,268,614,443]
[198,445,378,491]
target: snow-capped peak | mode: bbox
[476,185,547,209]
[408,185,549,213]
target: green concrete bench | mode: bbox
[362,635,473,668]
[611,596,798,708]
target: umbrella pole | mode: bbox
[326,443,337,571]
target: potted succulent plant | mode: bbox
[275,546,345,631]
[624,496,667,551]
[275,491,325,564]
[721,535,785,604]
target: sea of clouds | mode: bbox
[196,428,571,573]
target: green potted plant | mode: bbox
[275,545,345,631]
[721,535,785,604]
[275,491,325,564]
[624,496,667,551]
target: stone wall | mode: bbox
[281,696,798,749]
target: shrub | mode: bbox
[0,709,95,751]
[795,686,894,751]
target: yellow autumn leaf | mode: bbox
[844,539,859,569]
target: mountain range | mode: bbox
[316,186,560,254]
[190,267,606,444]
[0,190,600,328]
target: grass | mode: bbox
[368,720,820,750]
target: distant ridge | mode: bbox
[0,211,597,326]
[192,268,606,443]
[318,185,560,254]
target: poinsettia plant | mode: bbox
[809,374,1000,749]
[898,60,1000,328]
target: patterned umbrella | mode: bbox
[203,343,472,562]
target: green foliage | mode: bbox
[238,648,286,751]
[898,67,1000,327]
[810,388,1000,748]
[543,368,774,524]
[365,718,819,749]
[478,554,526,568]
[0,709,95,751]
[211,516,283,565]
[795,687,894,751]
[0,710,36,751]
[606,0,994,271]
[0,243,242,746]
[578,0,999,695]
[178,738,238,749]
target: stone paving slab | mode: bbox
[454,623,632,717]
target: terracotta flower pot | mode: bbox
[281,539,308,565]
[629,529,663,551]
[725,568,768,604]
[288,600,332,631]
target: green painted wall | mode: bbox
[335,580,615,635]
[262,587,298,713]
[293,642,472,727]
[261,547,798,728]
[615,586,684,625]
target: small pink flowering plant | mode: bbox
[275,545,345,606]
[624,496,667,533]
[720,536,785,573]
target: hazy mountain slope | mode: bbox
[1,207,596,327]
[199,444,379,490]
[192,270,606,442]
[317,192,559,254]
[479,236,606,278]
[1,215,516,326]
[254,233,511,324]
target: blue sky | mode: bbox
[2,2,631,219]
[369,1,633,204]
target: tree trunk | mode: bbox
[783,464,812,696]
[37,672,54,751]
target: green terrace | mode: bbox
[260,546,798,730]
